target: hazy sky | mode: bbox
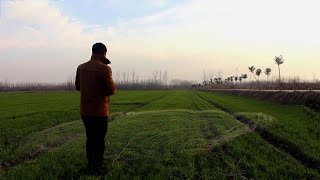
[1,0,320,83]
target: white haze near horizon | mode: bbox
[0,0,320,83]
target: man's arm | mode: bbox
[75,68,80,91]
[103,66,116,96]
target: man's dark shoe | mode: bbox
[95,166,108,176]
[87,162,108,176]
[87,163,95,175]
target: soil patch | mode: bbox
[206,90,320,112]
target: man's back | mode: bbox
[76,56,115,117]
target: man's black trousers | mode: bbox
[82,116,108,167]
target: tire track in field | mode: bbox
[192,154,203,180]
[113,95,166,113]
[128,95,166,111]
[0,95,166,171]
[195,114,222,179]
[191,93,202,111]
[199,114,221,141]
[197,94,320,172]
[109,95,166,121]
[220,145,255,179]
[198,112,254,179]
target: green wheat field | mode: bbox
[0,90,320,179]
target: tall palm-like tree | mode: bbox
[249,66,255,73]
[214,78,217,84]
[265,68,272,83]
[234,76,238,87]
[248,66,258,89]
[256,69,262,90]
[203,81,207,86]
[241,74,248,80]
[274,55,284,90]
[241,74,248,89]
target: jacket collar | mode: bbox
[90,54,111,64]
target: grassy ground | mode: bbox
[197,90,320,161]
[0,90,319,179]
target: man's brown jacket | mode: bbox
[75,54,115,117]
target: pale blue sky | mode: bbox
[51,0,184,25]
[1,0,320,83]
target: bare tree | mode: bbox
[159,69,163,85]
[216,71,223,79]
[114,71,120,83]
[208,71,214,82]
[126,69,130,84]
[163,70,168,86]
[291,76,301,90]
[122,72,126,84]
[66,75,75,90]
[152,69,159,84]
[202,70,208,84]
[131,70,137,88]
[275,55,284,90]
[215,71,223,88]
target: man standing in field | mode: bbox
[75,43,116,175]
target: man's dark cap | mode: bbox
[92,43,107,54]
[92,42,111,64]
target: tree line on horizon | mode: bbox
[1,55,319,91]
[0,69,196,92]
[195,55,320,91]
